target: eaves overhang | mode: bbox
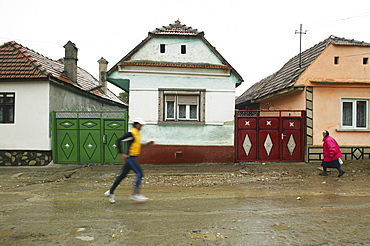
[107,78,130,92]
[310,80,370,84]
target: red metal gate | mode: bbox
[235,110,305,162]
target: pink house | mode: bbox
[236,36,370,162]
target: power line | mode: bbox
[307,11,370,30]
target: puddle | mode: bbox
[0,230,13,236]
[112,233,122,239]
[11,173,24,178]
[76,236,94,241]
[272,226,290,230]
[187,233,224,241]
[70,228,86,234]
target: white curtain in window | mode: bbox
[356,101,366,127]
[342,101,353,126]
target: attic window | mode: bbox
[363,57,369,65]
[334,56,339,64]
[160,44,166,53]
[181,45,186,54]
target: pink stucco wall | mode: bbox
[312,86,370,145]
[259,90,305,111]
[302,44,370,145]
[259,44,370,146]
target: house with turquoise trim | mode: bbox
[107,20,243,164]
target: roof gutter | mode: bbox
[87,85,103,92]
[251,85,305,103]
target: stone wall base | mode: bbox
[0,150,52,166]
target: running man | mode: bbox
[105,117,154,203]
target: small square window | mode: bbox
[334,56,339,64]
[160,44,166,53]
[363,57,368,65]
[181,45,186,54]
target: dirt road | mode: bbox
[0,160,369,245]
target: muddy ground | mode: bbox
[0,160,369,245]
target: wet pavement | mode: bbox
[0,160,370,245]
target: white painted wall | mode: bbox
[129,88,159,123]
[205,90,235,124]
[108,35,241,146]
[0,81,50,150]
[131,37,223,65]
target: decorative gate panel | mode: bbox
[282,118,302,161]
[235,110,305,162]
[56,118,78,163]
[79,119,101,163]
[52,111,128,164]
[103,119,126,163]
[259,129,279,160]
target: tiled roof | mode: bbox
[150,20,203,36]
[119,62,232,69]
[236,35,370,107]
[0,41,126,106]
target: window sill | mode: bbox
[158,121,205,126]
[336,129,370,132]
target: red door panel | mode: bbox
[237,130,257,159]
[238,118,257,129]
[259,118,279,129]
[283,118,301,129]
[282,130,301,160]
[258,130,279,160]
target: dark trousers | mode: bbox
[110,156,143,194]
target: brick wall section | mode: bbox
[0,151,52,166]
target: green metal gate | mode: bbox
[52,111,128,164]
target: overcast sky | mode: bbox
[1,0,370,96]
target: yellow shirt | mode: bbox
[128,128,141,156]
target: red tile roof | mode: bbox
[0,41,126,106]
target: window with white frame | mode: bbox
[166,94,198,120]
[159,89,205,123]
[341,99,368,129]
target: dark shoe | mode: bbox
[319,172,328,176]
[338,171,345,177]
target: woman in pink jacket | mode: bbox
[320,130,345,177]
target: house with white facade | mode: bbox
[0,41,127,166]
[107,20,243,164]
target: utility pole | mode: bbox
[295,24,307,68]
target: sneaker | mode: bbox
[338,170,345,177]
[319,172,328,176]
[130,194,149,202]
[104,190,115,203]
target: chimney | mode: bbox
[98,57,108,94]
[63,41,78,83]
